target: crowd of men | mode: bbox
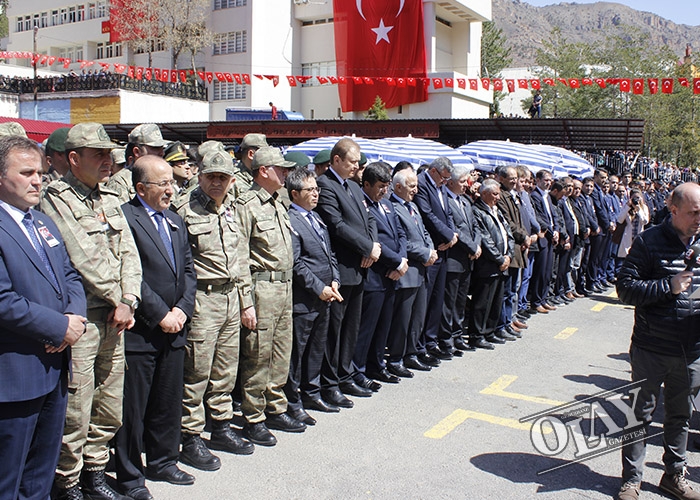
[0,120,681,500]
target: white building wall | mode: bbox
[119,91,209,124]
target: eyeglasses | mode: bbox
[142,179,178,188]
[440,172,452,181]
[299,187,321,193]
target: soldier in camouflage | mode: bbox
[41,123,142,500]
[233,133,268,198]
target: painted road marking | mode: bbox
[480,375,565,406]
[554,327,578,340]
[424,409,550,439]
[591,302,631,312]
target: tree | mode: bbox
[0,0,9,39]
[481,21,512,117]
[366,96,389,120]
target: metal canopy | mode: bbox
[101,118,645,152]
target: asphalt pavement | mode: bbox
[141,288,700,500]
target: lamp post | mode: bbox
[33,26,38,120]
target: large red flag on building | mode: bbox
[333,0,428,112]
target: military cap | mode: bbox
[111,148,126,165]
[200,150,235,176]
[164,141,189,163]
[128,123,166,147]
[45,127,71,153]
[252,146,297,170]
[284,151,311,168]
[197,140,225,159]
[0,122,27,138]
[313,149,331,165]
[65,123,118,150]
[239,133,269,151]
[359,152,368,167]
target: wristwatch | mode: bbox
[120,296,140,311]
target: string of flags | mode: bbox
[3,51,700,95]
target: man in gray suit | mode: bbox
[388,169,438,373]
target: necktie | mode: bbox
[154,212,176,271]
[22,213,60,290]
[406,202,419,225]
[307,211,326,248]
[343,181,354,199]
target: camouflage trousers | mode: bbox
[181,288,240,434]
[55,312,125,489]
[240,280,293,424]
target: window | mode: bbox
[51,10,59,26]
[75,47,83,60]
[40,12,48,28]
[16,17,23,32]
[60,8,67,24]
[88,3,96,19]
[32,14,39,28]
[213,31,247,55]
[214,0,246,9]
[96,0,107,18]
[96,42,123,59]
[300,61,336,86]
[24,16,31,31]
[68,7,76,23]
[134,39,166,54]
[77,5,85,21]
[213,81,246,100]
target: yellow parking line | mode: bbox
[480,375,565,406]
[608,289,618,298]
[554,327,578,340]
[424,409,552,439]
[591,302,631,312]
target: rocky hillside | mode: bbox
[494,0,700,67]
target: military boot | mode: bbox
[209,420,255,455]
[80,469,126,500]
[180,433,222,471]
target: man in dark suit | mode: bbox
[115,156,197,500]
[441,164,481,352]
[0,136,87,500]
[286,168,343,420]
[354,162,408,384]
[389,169,439,373]
[589,169,613,290]
[315,138,380,406]
[413,157,458,360]
[530,169,559,314]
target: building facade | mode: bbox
[5,0,492,123]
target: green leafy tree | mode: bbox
[366,96,389,120]
[0,0,8,39]
[481,21,512,117]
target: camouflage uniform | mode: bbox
[233,163,254,198]
[236,182,294,423]
[106,167,134,204]
[41,169,141,489]
[176,187,248,434]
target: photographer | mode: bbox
[615,188,650,259]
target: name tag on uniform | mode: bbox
[38,226,60,247]
[225,207,234,223]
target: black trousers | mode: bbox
[469,274,506,340]
[115,345,185,491]
[321,283,364,389]
[439,269,472,349]
[422,255,447,350]
[387,286,420,362]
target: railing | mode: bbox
[0,73,208,101]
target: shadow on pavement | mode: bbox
[564,373,630,392]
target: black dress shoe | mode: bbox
[266,412,307,433]
[145,467,195,486]
[427,347,453,360]
[387,362,414,378]
[209,420,255,455]
[549,296,563,305]
[288,408,316,426]
[517,309,532,319]
[404,355,432,371]
[355,375,382,392]
[54,485,83,500]
[470,338,495,350]
[504,325,522,338]
[303,397,340,413]
[366,368,400,384]
[180,434,221,471]
[339,381,373,397]
[321,389,354,408]
[447,348,464,357]
[494,329,517,341]
[484,334,506,345]
[124,487,154,500]
[417,352,440,367]
[454,338,476,351]
[243,422,277,446]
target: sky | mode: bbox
[523,0,700,27]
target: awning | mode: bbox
[0,116,71,143]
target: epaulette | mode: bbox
[100,184,122,197]
[236,190,256,205]
[172,190,193,211]
[45,178,71,194]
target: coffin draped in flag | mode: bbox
[333,0,428,113]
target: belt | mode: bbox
[197,281,236,294]
[252,270,293,283]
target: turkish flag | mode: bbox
[287,75,297,87]
[568,79,580,88]
[469,79,478,90]
[543,78,555,86]
[632,79,644,94]
[582,78,592,86]
[481,78,490,90]
[505,80,514,92]
[48,56,56,66]
[619,79,631,92]
[386,77,396,86]
[333,0,427,112]
[224,73,233,83]
[242,74,251,84]
[557,78,568,86]
[518,79,528,89]
[397,77,406,88]
[318,76,329,85]
[144,68,152,81]
[127,66,135,78]
[457,78,466,89]
[444,77,453,88]
[647,78,658,94]
[153,68,161,79]
[530,79,541,90]
[493,79,503,91]
[63,58,72,69]
[215,72,225,82]
[136,67,144,80]
[206,72,213,84]
[338,76,347,84]
[264,75,280,87]
[679,78,690,87]
[433,78,443,89]
[329,76,339,84]
[661,79,673,94]
[179,70,187,83]
[694,78,700,95]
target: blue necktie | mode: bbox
[22,213,60,290]
[154,212,176,271]
[307,212,327,248]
